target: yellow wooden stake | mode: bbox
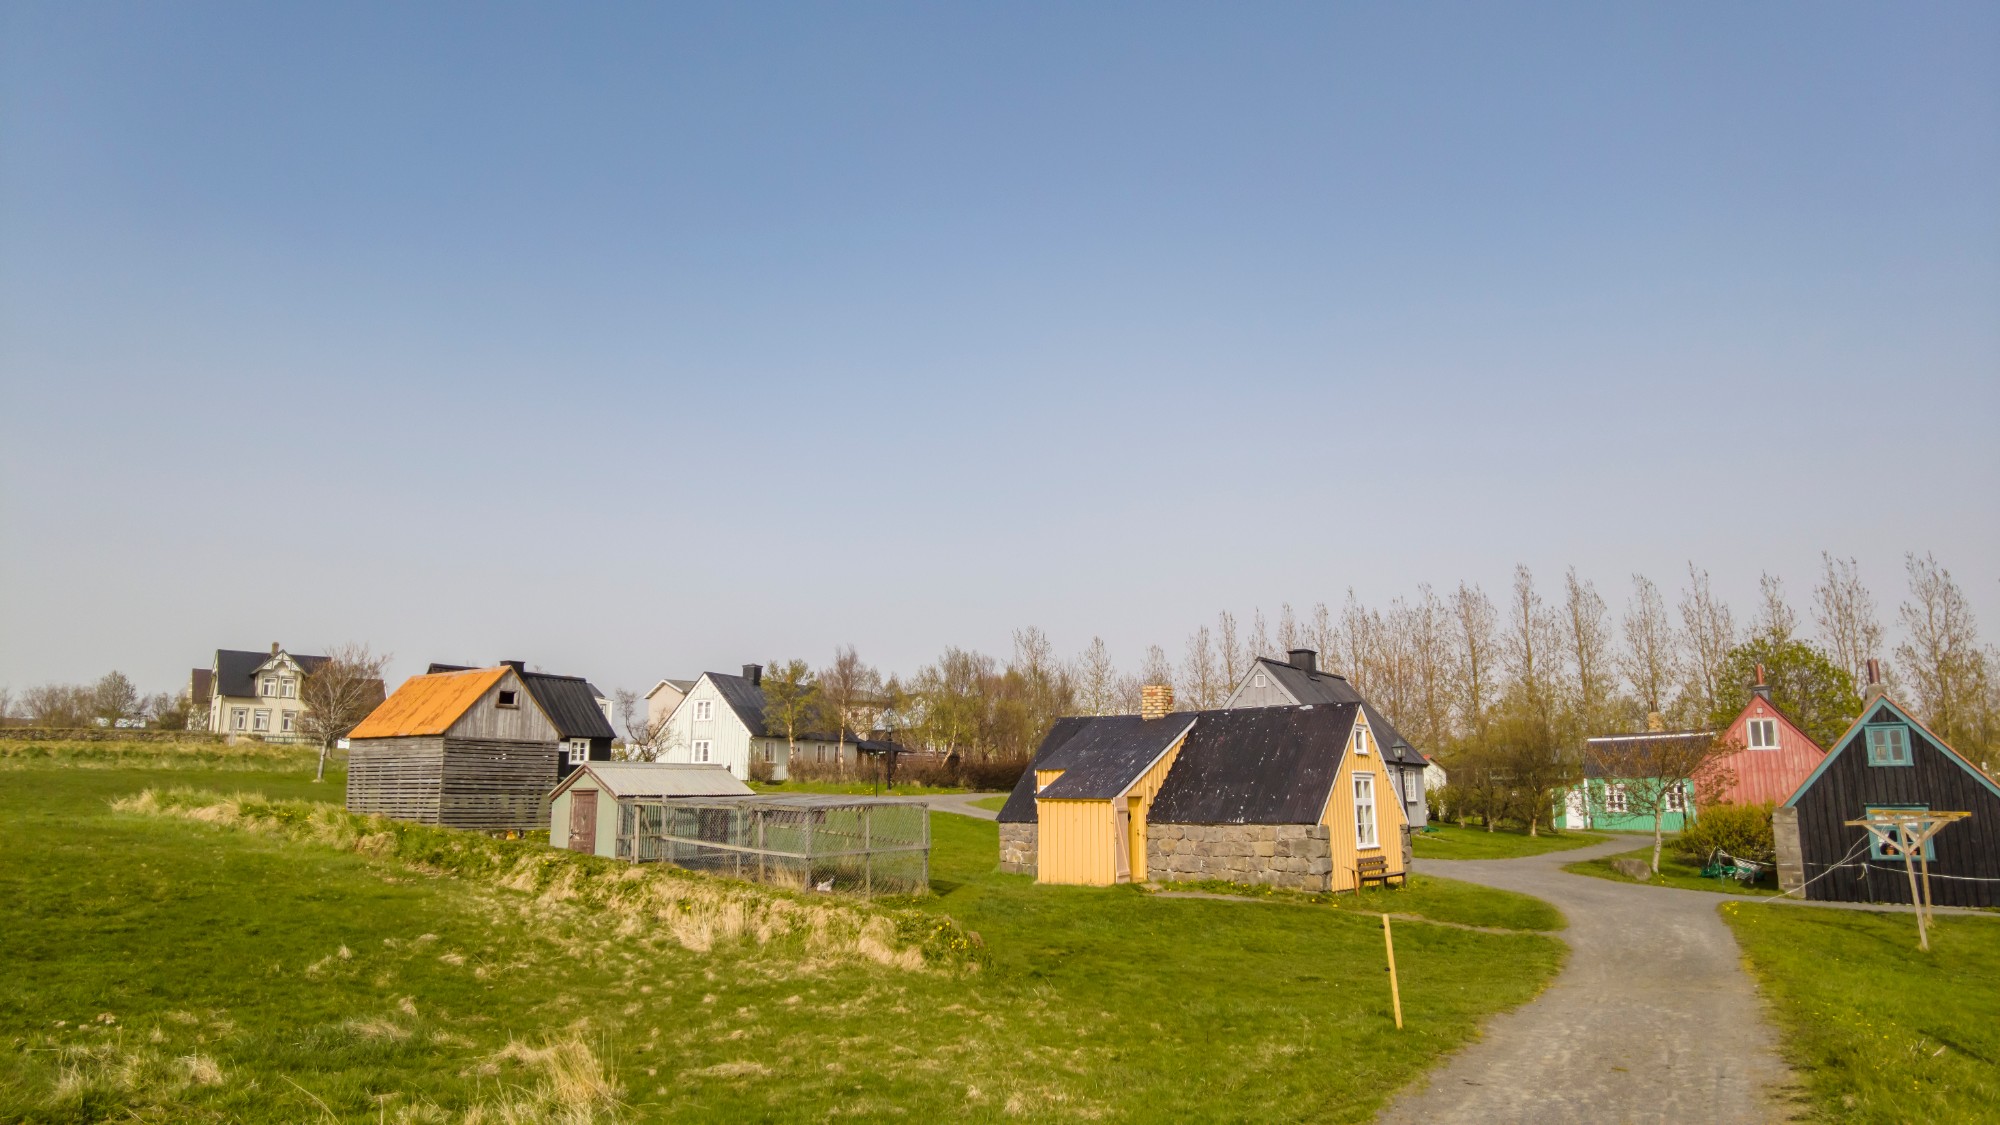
[1382,913,1403,1029]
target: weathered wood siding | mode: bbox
[347,736,446,823]
[1790,706,2000,907]
[438,739,560,831]
[447,670,560,742]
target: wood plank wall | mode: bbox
[347,737,446,823]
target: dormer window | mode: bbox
[261,677,277,696]
[1747,719,1778,750]
[497,690,519,709]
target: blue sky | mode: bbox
[2,2,1995,700]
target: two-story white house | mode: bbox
[194,643,328,742]
[656,664,849,781]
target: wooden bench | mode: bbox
[1355,855,1405,889]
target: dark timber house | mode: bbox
[429,661,615,781]
[1776,675,2000,908]
[346,666,562,831]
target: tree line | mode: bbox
[0,673,187,731]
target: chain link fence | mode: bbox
[616,795,929,896]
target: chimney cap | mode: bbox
[502,660,526,673]
[742,663,763,686]
[1287,649,1317,674]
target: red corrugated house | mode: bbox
[1701,666,1827,806]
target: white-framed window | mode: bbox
[693,740,712,763]
[1353,727,1371,756]
[566,738,590,765]
[281,711,296,733]
[1665,785,1686,813]
[763,742,775,763]
[1353,774,1378,849]
[282,678,297,699]
[1253,673,1267,688]
[1747,718,1778,750]
[694,699,713,721]
[1606,783,1628,814]
[252,709,270,732]
[816,744,826,763]
[231,708,248,731]
[261,677,277,696]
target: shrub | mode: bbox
[1673,802,1776,866]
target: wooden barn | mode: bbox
[430,660,615,781]
[346,666,562,831]
[1776,679,2000,908]
[548,762,751,856]
[997,686,1410,891]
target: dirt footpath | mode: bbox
[1378,838,1795,1124]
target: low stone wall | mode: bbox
[1147,823,1333,891]
[998,823,1037,876]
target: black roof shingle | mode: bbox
[1247,659,1427,769]
[1148,704,1360,825]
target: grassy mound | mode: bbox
[1,739,319,771]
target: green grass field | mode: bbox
[967,794,1010,813]
[1564,845,1784,897]
[1,761,1567,1122]
[1720,902,2000,1121]
[1410,823,1606,860]
[748,779,973,796]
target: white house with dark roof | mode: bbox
[656,664,850,781]
[1220,649,1431,828]
[193,644,328,741]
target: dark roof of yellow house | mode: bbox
[349,667,511,739]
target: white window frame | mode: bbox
[1666,785,1687,813]
[693,739,712,763]
[261,676,277,696]
[252,709,271,732]
[1353,773,1378,849]
[694,700,713,721]
[1253,673,1267,688]
[1353,727,1370,756]
[566,738,590,765]
[1747,718,1778,750]
[281,711,296,733]
[763,741,775,763]
[282,678,297,699]
[1606,783,1628,814]
[231,708,248,731]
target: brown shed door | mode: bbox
[568,790,598,853]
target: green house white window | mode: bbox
[1866,724,1911,767]
[1865,805,1934,861]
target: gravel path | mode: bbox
[867,792,1000,821]
[1378,838,1796,1124]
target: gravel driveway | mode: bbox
[1378,838,1796,1124]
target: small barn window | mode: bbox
[1866,725,1911,767]
[1747,719,1778,750]
[567,738,589,765]
[497,690,519,709]
[1253,673,1267,688]
[1353,727,1370,756]
[1353,774,1378,849]
[1865,805,1934,861]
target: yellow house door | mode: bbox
[1112,804,1131,882]
[1127,796,1146,882]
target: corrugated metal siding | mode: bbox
[1036,799,1117,885]
[1710,698,1825,806]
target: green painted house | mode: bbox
[1556,730,1711,832]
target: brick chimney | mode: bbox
[1864,658,1885,702]
[1751,663,1772,702]
[1140,684,1174,721]
[1288,649,1317,674]
[271,642,281,656]
[743,663,764,687]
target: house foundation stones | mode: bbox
[1146,823,1334,891]
[999,823,1038,876]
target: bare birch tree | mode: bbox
[1560,567,1616,733]
[819,644,883,762]
[298,643,390,783]
[1247,609,1272,663]
[1277,603,1301,651]
[1400,585,1454,753]
[1451,582,1500,739]
[1139,644,1174,689]
[1895,552,1987,744]
[1075,636,1120,716]
[1813,552,1885,690]
[1503,565,1566,724]
[1621,573,1680,717]
[1754,572,1798,646]
[1216,612,1245,688]
[1679,563,1736,720]
[1310,602,1336,667]
[1178,625,1224,709]
[761,659,822,762]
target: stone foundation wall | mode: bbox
[998,823,1037,876]
[1147,823,1333,891]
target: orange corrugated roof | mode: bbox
[349,667,510,739]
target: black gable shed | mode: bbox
[1778,696,2000,907]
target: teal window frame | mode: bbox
[1865,724,1912,767]
[1865,805,1934,861]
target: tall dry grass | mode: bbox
[3,738,319,771]
[115,788,979,973]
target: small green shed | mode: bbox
[549,762,752,857]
